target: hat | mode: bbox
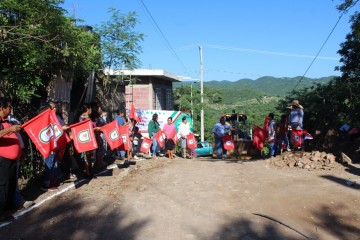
[287,100,303,109]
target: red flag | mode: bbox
[129,103,140,122]
[291,129,303,148]
[119,125,131,150]
[169,128,179,144]
[56,132,71,160]
[101,120,122,150]
[253,125,267,151]
[303,130,313,140]
[222,135,235,151]
[263,116,271,134]
[186,133,197,150]
[23,109,60,158]
[140,137,152,153]
[69,119,98,153]
[154,129,165,149]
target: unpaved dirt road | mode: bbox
[1,157,360,240]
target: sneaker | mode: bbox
[134,155,139,160]
[16,201,35,211]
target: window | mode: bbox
[155,88,163,110]
[166,89,172,110]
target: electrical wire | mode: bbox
[292,12,345,91]
[137,0,189,75]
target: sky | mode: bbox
[61,0,358,82]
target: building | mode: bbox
[106,69,182,111]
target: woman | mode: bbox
[163,117,176,159]
[147,113,160,159]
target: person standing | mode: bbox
[115,110,126,160]
[267,113,277,157]
[276,114,290,154]
[148,113,161,159]
[178,116,191,159]
[0,97,22,222]
[288,100,304,130]
[163,117,176,159]
[287,100,304,149]
[212,116,230,159]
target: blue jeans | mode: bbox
[277,136,289,154]
[269,141,276,157]
[151,133,158,156]
[215,137,226,158]
[43,152,59,187]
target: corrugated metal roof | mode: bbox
[103,69,182,83]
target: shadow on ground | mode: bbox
[0,197,149,240]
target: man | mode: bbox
[288,100,304,130]
[212,116,230,159]
[178,116,191,159]
[0,97,22,222]
[267,113,277,157]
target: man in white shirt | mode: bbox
[178,116,191,158]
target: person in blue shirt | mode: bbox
[115,110,126,159]
[212,116,230,159]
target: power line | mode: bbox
[292,12,345,91]
[137,0,188,74]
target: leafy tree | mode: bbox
[96,8,144,72]
[277,1,360,132]
[0,0,101,107]
[94,8,144,111]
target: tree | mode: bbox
[0,0,101,106]
[276,1,360,131]
[94,8,144,111]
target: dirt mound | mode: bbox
[268,151,342,171]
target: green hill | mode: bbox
[204,76,334,97]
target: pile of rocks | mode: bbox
[268,151,338,170]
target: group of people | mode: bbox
[264,100,305,157]
[1,96,305,222]
[148,114,193,159]
[1,97,200,223]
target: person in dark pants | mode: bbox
[212,116,231,159]
[0,97,22,222]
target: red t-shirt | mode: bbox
[0,121,21,160]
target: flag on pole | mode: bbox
[154,129,165,149]
[22,109,59,158]
[129,103,141,122]
[168,128,179,144]
[101,120,122,150]
[140,137,152,153]
[69,119,98,153]
[222,135,235,151]
[303,130,313,140]
[186,133,197,150]
[291,129,303,148]
[252,125,267,151]
[119,125,131,150]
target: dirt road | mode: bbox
[0,157,359,240]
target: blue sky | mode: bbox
[61,0,357,81]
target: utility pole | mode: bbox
[199,46,204,142]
